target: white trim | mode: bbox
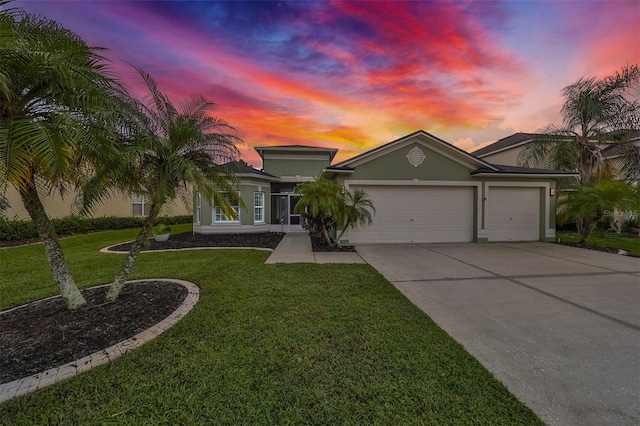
[195,223,271,234]
[213,191,241,224]
[473,172,577,178]
[263,154,331,161]
[279,175,316,182]
[253,192,265,224]
[195,192,201,225]
[233,173,279,182]
[344,179,482,241]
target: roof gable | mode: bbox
[335,130,497,171]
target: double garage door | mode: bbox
[347,185,541,244]
[348,186,474,244]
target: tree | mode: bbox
[334,188,375,244]
[104,67,241,302]
[558,180,640,244]
[0,5,130,309]
[294,179,374,247]
[518,64,640,184]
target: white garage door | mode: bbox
[348,186,474,244]
[487,187,540,242]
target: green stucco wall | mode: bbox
[263,158,330,178]
[194,179,271,226]
[345,144,474,181]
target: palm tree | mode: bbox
[294,178,344,246]
[334,188,375,245]
[518,64,640,184]
[558,181,640,244]
[0,6,130,309]
[294,179,375,247]
[104,67,242,302]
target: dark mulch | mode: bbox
[556,241,627,255]
[0,281,188,384]
[108,232,284,252]
[310,237,357,252]
[0,236,43,248]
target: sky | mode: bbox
[15,0,640,168]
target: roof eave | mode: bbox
[471,172,578,178]
[234,172,280,182]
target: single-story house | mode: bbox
[195,130,577,244]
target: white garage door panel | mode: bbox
[487,187,540,242]
[349,186,474,244]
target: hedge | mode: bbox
[0,215,192,241]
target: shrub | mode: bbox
[0,215,192,241]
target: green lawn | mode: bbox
[557,230,640,257]
[0,227,542,424]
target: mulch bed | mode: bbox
[0,281,187,384]
[108,232,284,252]
[1,232,284,384]
[310,237,357,252]
[556,241,627,255]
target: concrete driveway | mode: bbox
[357,242,640,426]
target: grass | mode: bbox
[557,230,640,257]
[0,227,542,424]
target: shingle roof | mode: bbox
[223,161,277,178]
[602,136,640,158]
[472,133,539,157]
[471,164,577,176]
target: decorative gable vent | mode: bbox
[407,146,426,167]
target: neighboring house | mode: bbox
[473,131,640,182]
[2,187,190,220]
[196,130,576,243]
[472,133,540,165]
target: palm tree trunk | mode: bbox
[322,226,337,248]
[105,203,159,302]
[18,183,86,310]
[334,224,350,248]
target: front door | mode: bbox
[271,194,303,232]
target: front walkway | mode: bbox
[265,233,365,264]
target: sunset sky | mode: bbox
[16,0,640,167]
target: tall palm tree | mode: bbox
[518,64,640,184]
[0,5,130,309]
[105,67,242,302]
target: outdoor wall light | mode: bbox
[550,188,556,196]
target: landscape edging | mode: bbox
[0,279,200,404]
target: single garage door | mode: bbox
[348,185,474,244]
[487,187,540,242]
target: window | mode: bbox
[195,192,201,224]
[131,193,151,216]
[214,192,240,223]
[254,192,265,223]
